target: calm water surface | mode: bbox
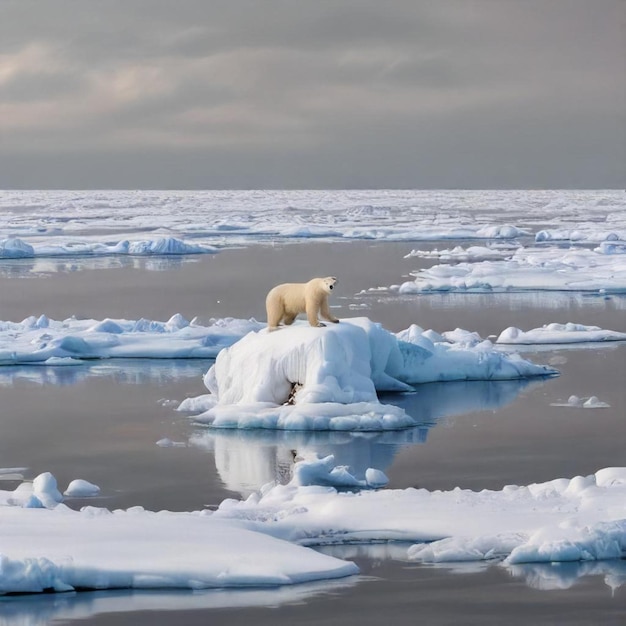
[0,242,624,624]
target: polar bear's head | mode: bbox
[320,276,338,293]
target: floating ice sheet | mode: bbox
[497,323,626,345]
[0,315,263,365]
[0,501,357,595]
[2,462,625,595]
[399,247,626,294]
[214,463,626,566]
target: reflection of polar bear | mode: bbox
[266,276,340,330]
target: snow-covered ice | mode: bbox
[0,236,217,259]
[399,247,626,294]
[404,244,516,261]
[63,480,101,498]
[291,454,389,489]
[1,190,624,262]
[194,318,555,431]
[497,323,626,345]
[0,315,263,365]
[213,463,626,565]
[0,491,357,594]
[1,461,625,595]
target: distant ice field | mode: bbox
[2,190,624,303]
[1,189,624,251]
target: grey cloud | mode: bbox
[0,71,86,103]
[0,0,623,188]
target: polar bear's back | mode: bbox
[266,282,307,315]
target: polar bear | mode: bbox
[266,276,340,330]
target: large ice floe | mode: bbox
[0,236,217,258]
[398,246,626,294]
[213,463,626,565]
[192,317,556,431]
[0,315,264,365]
[2,461,624,595]
[0,473,357,595]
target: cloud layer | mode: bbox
[1,0,624,188]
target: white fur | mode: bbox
[266,277,340,330]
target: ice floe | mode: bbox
[0,236,217,258]
[193,318,555,431]
[0,315,263,365]
[2,461,624,595]
[291,454,389,489]
[497,323,626,345]
[399,246,626,294]
[213,462,626,566]
[404,245,516,261]
[0,490,357,594]
[63,480,102,498]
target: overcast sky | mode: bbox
[1,0,624,189]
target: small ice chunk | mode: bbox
[64,479,101,497]
[156,438,186,448]
[32,472,64,507]
[583,396,611,409]
[365,468,389,488]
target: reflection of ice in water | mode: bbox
[507,560,626,593]
[319,545,626,593]
[192,430,415,497]
[0,576,357,626]
[379,378,536,424]
[192,378,539,497]
[0,254,197,277]
[0,359,210,387]
[377,291,626,312]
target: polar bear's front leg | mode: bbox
[306,301,324,327]
[320,299,339,324]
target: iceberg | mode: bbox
[194,318,556,431]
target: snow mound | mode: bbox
[191,318,556,431]
[63,479,101,497]
[293,454,388,489]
